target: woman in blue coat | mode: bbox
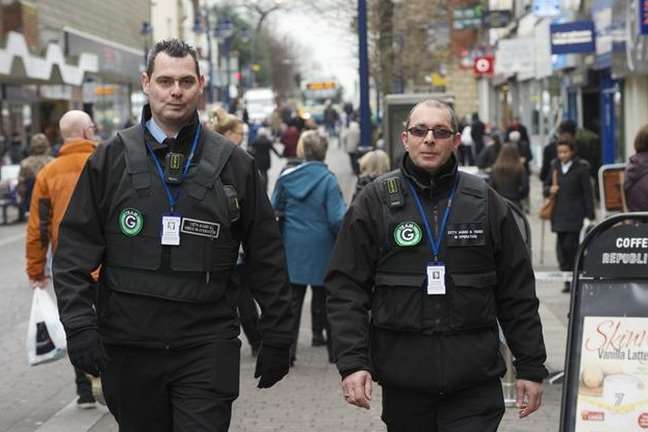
[272,130,347,364]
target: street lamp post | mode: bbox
[140,21,153,68]
[203,5,215,104]
[217,18,235,109]
[358,0,371,148]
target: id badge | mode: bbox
[161,215,181,246]
[426,262,446,295]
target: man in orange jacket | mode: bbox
[25,110,98,408]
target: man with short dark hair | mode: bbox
[53,39,293,431]
[327,99,547,431]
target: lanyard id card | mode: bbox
[161,215,181,246]
[426,262,446,295]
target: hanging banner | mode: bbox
[550,21,596,54]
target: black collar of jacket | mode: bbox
[400,152,458,198]
[140,104,200,154]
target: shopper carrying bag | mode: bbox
[26,287,67,366]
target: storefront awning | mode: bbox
[0,31,98,86]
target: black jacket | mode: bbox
[543,157,595,233]
[53,106,293,350]
[326,153,547,394]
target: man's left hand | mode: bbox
[254,345,290,389]
[516,379,543,418]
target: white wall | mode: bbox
[152,0,181,41]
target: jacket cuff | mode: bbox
[339,367,372,380]
[515,364,549,383]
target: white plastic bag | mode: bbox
[26,288,67,366]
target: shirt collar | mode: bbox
[145,117,177,144]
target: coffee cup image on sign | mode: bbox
[579,361,625,396]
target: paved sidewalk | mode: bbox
[35,148,571,431]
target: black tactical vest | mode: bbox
[102,124,240,303]
[372,170,498,333]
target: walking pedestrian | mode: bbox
[470,112,486,158]
[25,110,98,409]
[326,98,547,431]
[53,39,292,431]
[248,125,281,192]
[623,123,648,211]
[543,135,595,293]
[272,131,346,365]
[489,144,529,210]
[17,133,53,218]
[9,131,24,164]
[343,115,361,175]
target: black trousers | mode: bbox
[102,340,240,432]
[381,379,505,432]
[556,231,580,272]
[289,284,329,360]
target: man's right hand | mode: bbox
[66,328,106,377]
[30,277,50,289]
[341,370,372,409]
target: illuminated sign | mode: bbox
[306,81,337,91]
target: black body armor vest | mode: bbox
[372,170,498,333]
[102,125,239,303]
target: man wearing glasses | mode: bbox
[326,99,547,431]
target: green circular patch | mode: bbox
[119,208,143,237]
[394,221,422,247]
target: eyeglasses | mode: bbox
[407,126,454,139]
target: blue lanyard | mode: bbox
[406,174,459,262]
[145,124,201,212]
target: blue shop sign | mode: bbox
[550,21,595,54]
[640,0,648,35]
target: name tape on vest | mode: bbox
[446,223,485,246]
[181,217,220,239]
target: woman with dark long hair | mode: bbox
[489,143,529,209]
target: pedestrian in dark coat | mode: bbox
[624,123,648,211]
[543,136,594,292]
[470,112,486,158]
[249,126,281,192]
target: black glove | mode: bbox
[66,328,106,377]
[254,344,290,389]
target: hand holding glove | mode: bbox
[66,328,106,377]
[254,344,290,389]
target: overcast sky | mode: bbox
[271,6,359,102]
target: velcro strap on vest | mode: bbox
[118,125,151,192]
[186,131,235,201]
[382,176,404,209]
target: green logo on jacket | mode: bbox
[394,221,422,247]
[119,208,143,237]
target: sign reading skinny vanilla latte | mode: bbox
[576,316,648,431]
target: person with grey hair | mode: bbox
[272,130,347,365]
[326,98,547,431]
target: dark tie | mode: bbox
[163,137,177,150]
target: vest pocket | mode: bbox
[449,270,497,330]
[372,273,424,332]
